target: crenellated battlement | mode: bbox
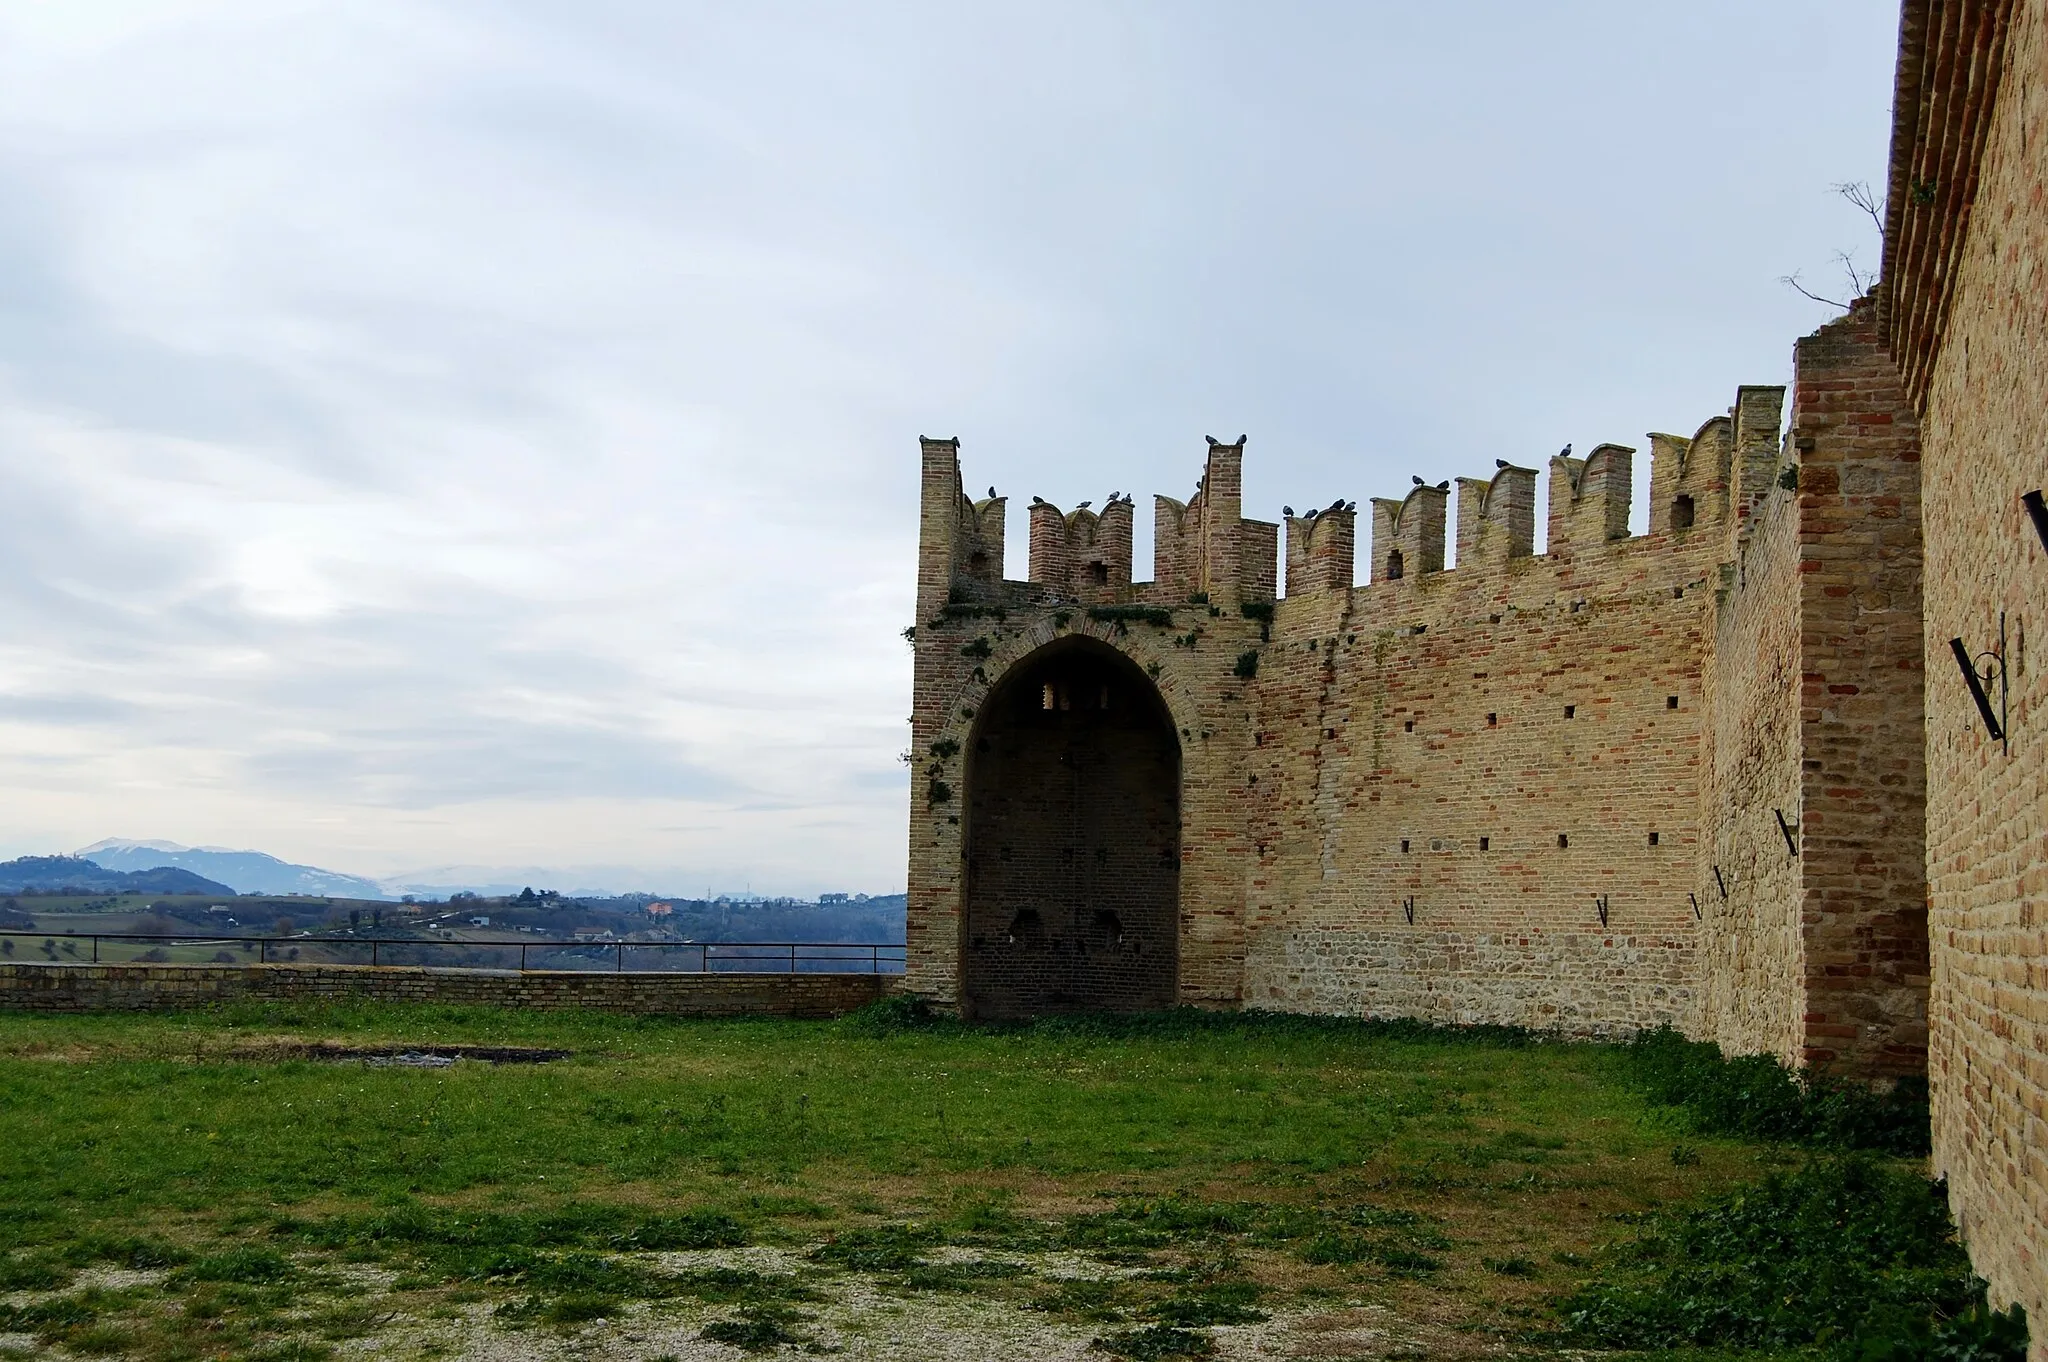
[1284,504,1356,596]
[1027,495,1135,603]
[918,385,1786,622]
[1369,483,1449,582]
[1454,463,1538,567]
[1547,442,1634,552]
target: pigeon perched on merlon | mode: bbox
[1412,475,1425,486]
[1558,443,1572,459]
[988,486,997,498]
[1075,500,1092,510]
[1496,459,1510,469]
[1283,505,1294,517]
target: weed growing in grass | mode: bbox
[287,1200,747,1265]
[177,1244,296,1284]
[900,1259,1030,1292]
[1146,1282,1267,1326]
[699,1304,813,1353]
[0,1253,68,1290]
[808,1221,941,1271]
[1619,1027,1931,1154]
[1090,1323,1215,1357]
[1558,1156,2028,1358]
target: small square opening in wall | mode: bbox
[1486,713,1497,727]
[1564,705,1576,719]
[1404,720,1415,733]
[1400,839,1410,853]
[1667,695,1679,709]
[1649,831,1660,846]
[1479,836,1490,851]
[1557,833,1569,849]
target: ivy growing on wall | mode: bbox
[1088,605,1174,626]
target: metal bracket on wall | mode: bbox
[1712,865,1728,900]
[1594,894,1609,928]
[1689,892,1702,921]
[1402,896,1415,925]
[2023,490,2048,554]
[1948,612,2009,753]
[1774,808,1799,858]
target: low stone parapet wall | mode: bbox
[0,962,889,1018]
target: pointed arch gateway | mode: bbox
[961,636,1181,1019]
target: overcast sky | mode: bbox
[0,1,1899,894]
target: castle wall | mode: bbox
[907,439,1264,1013]
[1897,0,2048,1331]
[1242,522,1718,1034]
[1696,444,1808,1066]
[1787,305,1929,1077]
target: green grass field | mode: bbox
[0,1004,1997,1361]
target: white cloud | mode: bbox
[0,0,1899,892]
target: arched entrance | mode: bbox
[962,638,1180,1019]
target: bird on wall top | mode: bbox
[1075,500,1092,510]
[1496,459,1510,469]
[1558,443,1573,459]
[1329,498,1346,512]
[1437,480,1449,490]
[1345,500,1356,511]
[988,486,997,498]
[1283,505,1295,517]
[1411,475,1424,486]
[1205,436,1220,447]
[1031,495,1045,505]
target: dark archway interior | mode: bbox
[962,640,1180,1019]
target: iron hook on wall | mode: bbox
[1402,896,1415,925]
[1689,892,1702,921]
[2023,490,2048,554]
[1712,865,1728,900]
[1948,611,2009,752]
[1594,893,1610,928]
[1774,808,1799,858]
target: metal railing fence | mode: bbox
[0,932,906,975]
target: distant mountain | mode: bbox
[78,839,392,900]
[0,855,236,897]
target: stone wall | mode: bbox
[0,962,889,1017]
[1899,0,2048,1334]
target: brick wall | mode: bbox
[912,414,1762,1034]
[1787,303,1929,1077]
[1695,414,1808,1066]
[1243,456,1720,1034]
[1901,0,2048,1334]
[0,962,889,1016]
